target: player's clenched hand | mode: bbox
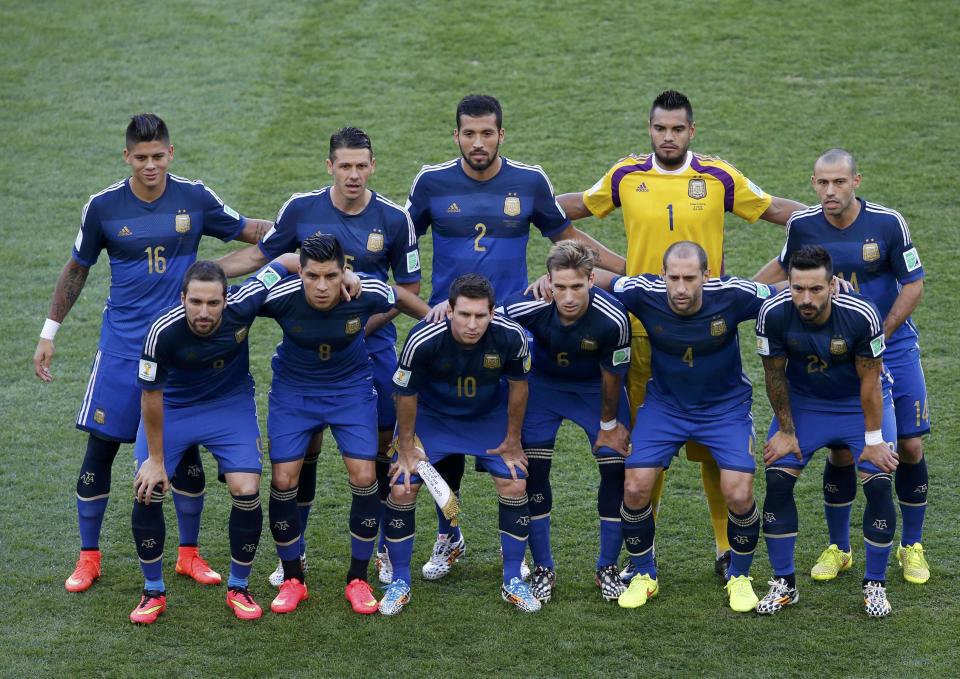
[859,442,899,473]
[33,338,55,382]
[341,270,362,300]
[763,431,802,466]
[134,458,169,504]
[424,300,449,324]
[391,442,426,492]
[594,422,630,457]
[524,274,553,302]
[488,438,527,481]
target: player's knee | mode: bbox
[496,478,526,498]
[389,483,419,504]
[271,463,300,490]
[347,462,376,488]
[862,473,896,545]
[623,473,653,508]
[827,447,855,466]
[725,488,755,516]
[227,476,260,497]
[897,436,923,463]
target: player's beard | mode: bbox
[461,142,500,173]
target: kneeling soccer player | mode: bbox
[383,273,537,615]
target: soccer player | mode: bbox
[499,241,632,603]
[754,149,930,585]
[32,113,273,593]
[381,274,536,615]
[256,233,429,615]
[556,90,805,577]
[755,245,899,617]
[130,258,291,623]
[604,241,778,612]
[406,93,622,583]
[216,127,419,587]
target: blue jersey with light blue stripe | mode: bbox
[406,158,570,304]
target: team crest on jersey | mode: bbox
[580,338,598,351]
[212,359,225,370]
[345,317,362,334]
[366,232,384,253]
[862,242,880,262]
[175,210,191,233]
[94,409,106,425]
[503,194,521,217]
[235,326,249,343]
[483,352,502,369]
[830,336,848,355]
[688,178,707,200]
[710,317,727,337]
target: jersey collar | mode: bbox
[651,151,692,175]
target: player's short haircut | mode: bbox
[182,260,227,297]
[663,240,708,273]
[125,113,169,149]
[650,90,693,124]
[815,147,858,175]
[329,126,373,161]
[546,240,596,277]
[788,245,833,279]
[449,273,495,309]
[300,232,345,269]
[456,94,503,129]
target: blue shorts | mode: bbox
[76,351,142,443]
[133,393,263,478]
[522,379,632,456]
[886,343,931,438]
[394,406,524,481]
[766,391,897,475]
[267,386,378,463]
[626,396,756,473]
[370,343,398,429]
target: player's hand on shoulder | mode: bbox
[33,338,54,382]
[525,274,553,302]
[594,422,630,457]
[425,300,449,324]
[832,275,853,296]
[134,458,170,504]
[860,442,899,473]
[488,438,527,481]
[763,431,801,466]
[341,269,362,300]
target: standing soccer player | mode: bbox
[755,149,930,585]
[405,94,622,583]
[499,241,632,603]
[256,234,429,616]
[33,114,273,593]
[606,242,778,612]
[217,127,420,586]
[381,274,537,615]
[755,246,899,617]
[557,90,805,576]
[130,259,291,623]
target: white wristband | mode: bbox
[865,430,884,446]
[600,419,617,431]
[40,319,61,341]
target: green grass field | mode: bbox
[3,1,959,676]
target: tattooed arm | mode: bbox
[855,355,898,472]
[33,259,90,382]
[236,218,273,245]
[761,355,801,465]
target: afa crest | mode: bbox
[345,317,362,334]
[862,242,880,262]
[710,317,727,337]
[483,352,502,369]
[366,232,384,253]
[688,178,707,200]
[580,338,598,351]
[175,211,191,234]
[830,336,848,355]
[503,194,521,217]
[94,408,106,425]
[235,326,249,343]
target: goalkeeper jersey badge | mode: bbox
[175,211,191,233]
[688,178,707,200]
[366,232,384,253]
[504,195,521,216]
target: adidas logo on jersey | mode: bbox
[118,226,133,237]
[635,182,649,192]
[447,202,461,213]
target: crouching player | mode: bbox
[384,274,536,615]
[257,233,429,615]
[756,245,899,617]
[606,241,779,612]
[130,258,291,623]
[500,240,632,603]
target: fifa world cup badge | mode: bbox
[175,210,191,233]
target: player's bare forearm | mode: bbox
[505,378,529,443]
[395,394,418,448]
[883,279,923,339]
[236,218,273,245]
[759,196,807,226]
[47,258,90,323]
[392,283,429,322]
[762,356,795,434]
[217,243,269,278]
[557,192,592,220]
[753,257,787,285]
[599,368,623,422]
[141,389,166,463]
[272,253,300,272]
[551,224,626,275]
[856,356,885,432]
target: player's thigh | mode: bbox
[888,348,931,439]
[201,395,264,479]
[267,389,325,464]
[626,397,688,471]
[521,387,567,448]
[560,385,631,451]
[847,392,898,474]
[77,351,142,443]
[370,344,398,429]
[324,388,379,461]
[690,403,756,474]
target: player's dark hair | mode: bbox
[300,232,345,269]
[456,94,503,129]
[788,245,833,279]
[546,240,596,277]
[125,113,169,149]
[650,90,693,124]
[816,148,858,175]
[449,273,495,309]
[181,260,227,297]
[662,241,708,273]
[329,126,373,161]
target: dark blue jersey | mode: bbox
[258,274,397,395]
[613,275,775,412]
[393,314,530,417]
[500,288,630,392]
[73,174,247,359]
[257,187,420,351]
[406,158,570,305]
[756,289,886,411]
[779,199,924,352]
[137,263,287,406]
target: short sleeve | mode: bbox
[530,167,570,238]
[730,169,773,223]
[755,299,785,358]
[595,293,632,376]
[886,214,925,285]
[406,171,432,237]
[199,182,246,242]
[258,197,301,260]
[582,165,618,218]
[728,277,776,322]
[232,262,289,319]
[387,207,422,283]
[502,324,531,380]
[71,197,106,267]
[393,322,433,395]
[138,318,170,391]
[853,299,886,359]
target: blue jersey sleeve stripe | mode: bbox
[834,296,883,335]
[592,295,631,345]
[491,315,529,358]
[504,158,556,195]
[144,308,185,358]
[756,290,791,334]
[400,323,446,366]
[374,195,418,247]
[505,299,549,318]
[360,278,393,302]
[785,204,821,227]
[408,159,458,197]
[864,201,912,245]
[265,278,302,302]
